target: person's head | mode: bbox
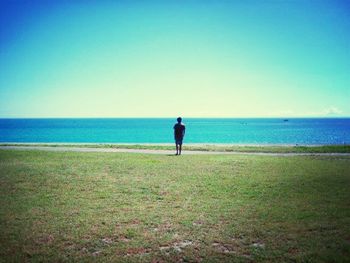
[177,117,182,123]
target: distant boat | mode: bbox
[283,119,289,122]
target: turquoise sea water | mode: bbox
[0,118,349,145]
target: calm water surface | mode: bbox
[0,118,349,145]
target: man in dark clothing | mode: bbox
[173,117,185,155]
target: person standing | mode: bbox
[173,117,185,155]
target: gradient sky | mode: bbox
[0,0,349,118]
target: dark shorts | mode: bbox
[175,137,183,145]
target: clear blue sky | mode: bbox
[0,0,349,118]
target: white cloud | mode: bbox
[322,106,343,116]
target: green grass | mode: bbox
[1,143,350,153]
[0,150,349,262]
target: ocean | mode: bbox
[0,118,349,145]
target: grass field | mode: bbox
[0,150,349,262]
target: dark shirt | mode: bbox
[174,123,185,139]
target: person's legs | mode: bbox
[175,138,183,155]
